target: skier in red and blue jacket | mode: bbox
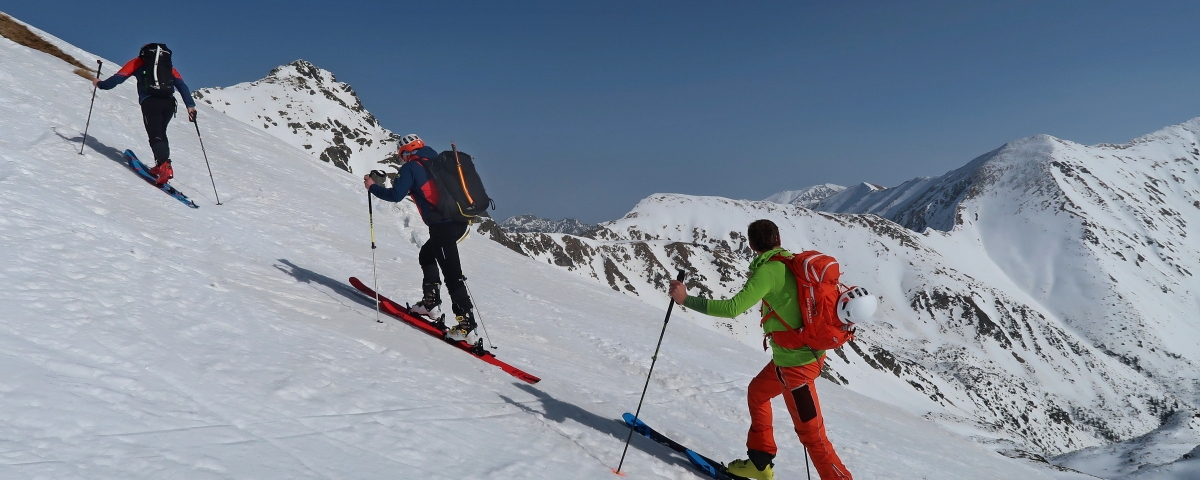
[93,43,196,185]
[363,134,478,342]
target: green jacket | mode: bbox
[683,247,824,367]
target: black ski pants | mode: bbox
[140,96,176,163]
[419,221,473,313]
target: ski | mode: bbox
[348,277,541,384]
[622,413,748,480]
[123,149,199,208]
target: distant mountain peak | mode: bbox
[270,59,334,83]
[763,183,846,208]
[194,60,398,174]
[499,214,595,236]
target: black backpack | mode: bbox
[417,144,494,221]
[138,43,175,98]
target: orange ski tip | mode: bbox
[610,468,627,476]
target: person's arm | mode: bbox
[171,69,197,109]
[674,268,776,318]
[95,58,141,90]
[367,165,413,203]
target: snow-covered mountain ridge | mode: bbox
[762,183,847,208]
[193,60,401,174]
[477,122,1200,471]
[0,13,1084,479]
[499,214,595,235]
[805,128,1200,402]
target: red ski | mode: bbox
[349,277,541,384]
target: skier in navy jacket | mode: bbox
[363,134,478,341]
[93,43,196,185]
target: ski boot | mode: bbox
[726,451,774,480]
[446,310,479,345]
[410,281,442,316]
[149,159,173,186]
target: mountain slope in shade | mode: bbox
[193,60,400,174]
[762,183,846,208]
[1055,411,1200,478]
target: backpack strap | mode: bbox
[758,253,807,350]
[408,159,438,212]
[759,297,803,351]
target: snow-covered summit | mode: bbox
[762,183,846,208]
[194,59,400,174]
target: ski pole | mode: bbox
[463,279,495,349]
[805,446,812,480]
[193,118,222,205]
[367,174,384,323]
[615,269,686,475]
[79,60,102,155]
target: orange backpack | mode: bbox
[760,251,855,351]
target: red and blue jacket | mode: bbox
[369,146,452,225]
[97,57,197,108]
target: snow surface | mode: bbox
[0,15,1081,480]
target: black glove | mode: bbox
[368,170,389,186]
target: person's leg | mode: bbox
[141,97,173,163]
[727,361,784,479]
[746,361,783,458]
[428,222,471,314]
[778,358,852,479]
[415,237,443,310]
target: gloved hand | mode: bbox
[368,170,389,187]
[187,107,197,122]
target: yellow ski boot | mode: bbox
[726,458,774,480]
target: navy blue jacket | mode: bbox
[369,146,452,225]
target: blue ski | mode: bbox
[622,413,748,480]
[124,149,198,208]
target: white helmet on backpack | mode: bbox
[837,286,877,324]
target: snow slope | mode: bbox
[0,14,1072,480]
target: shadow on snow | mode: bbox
[499,382,698,474]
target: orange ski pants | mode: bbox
[746,358,852,479]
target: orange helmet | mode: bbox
[399,134,424,153]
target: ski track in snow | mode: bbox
[0,15,1129,480]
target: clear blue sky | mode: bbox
[9,1,1200,223]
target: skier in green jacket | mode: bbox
[669,219,853,480]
